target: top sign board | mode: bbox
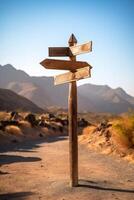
[70,41,92,56]
[49,47,72,57]
[48,41,92,57]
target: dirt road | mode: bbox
[0,136,134,200]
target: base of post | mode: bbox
[70,180,78,187]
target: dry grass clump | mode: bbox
[80,126,96,143]
[80,113,134,162]
[0,112,10,120]
[41,127,50,136]
[82,126,96,136]
[112,114,134,149]
[19,120,31,128]
[5,125,23,136]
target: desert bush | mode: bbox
[0,112,10,120]
[25,113,37,127]
[112,114,134,148]
[19,120,31,128]
[5,125,23,136]
[82,126,96,136]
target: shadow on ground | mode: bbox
[79,180,134,193]
[0,191,34,200]
[0,170,9,175]
[0,135,67,153]
[0,154,41,165]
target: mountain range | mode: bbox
[0,64,134,114]
[0,88,43,113]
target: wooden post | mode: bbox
[68,34,78,187]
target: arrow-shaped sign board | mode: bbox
[49,47,72,57]
[54,66,91,85]
[70,41,92,56]
[40,59,91,71]
[48,41,92,57]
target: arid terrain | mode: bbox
[0,135,134,200]
[0,111,134,200]
[1,0,134,199]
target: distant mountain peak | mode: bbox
[0,64,30,82]
[0,88,44,113]
[115,87,126,94]
[104,84,111,89]
[3,64,16,70]
[2,64,29,76]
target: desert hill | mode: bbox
[0,64,134,113]
[78,84,134,113]
[0,88,44,113]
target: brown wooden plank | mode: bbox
[40,59,90,71]
[70,41,92,56]
[49,47,72,57]
[54,67,91,85]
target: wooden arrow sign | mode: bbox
[49,47,72,57]
[40,59,91,71]
[54,66,91,85]
[70,41,92,56]
[48,41,92,57]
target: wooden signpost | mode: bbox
[40,34,92,187]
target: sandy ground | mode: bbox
[0,136,134,200]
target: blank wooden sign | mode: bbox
[40,59,90,71]
[49,47,71,57]
[54,66,91,85]
[70,41,92,56]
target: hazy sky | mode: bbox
[0,0,134,95]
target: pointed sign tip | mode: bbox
[68,34,77,45]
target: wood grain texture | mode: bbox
[49,47,72,57]
[54,67,91,85]
[70,41,92,56]
[40,59,90,71]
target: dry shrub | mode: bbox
[5,125,23,136]
[41,127,52,136]
[41,126,61,137]
[81,126,96,141]
[19,120,31,128]
[0,112,10,120]
[0,130,11,144]
[112,114,134,148]
[83,126,96,135]
[112,126,131,148]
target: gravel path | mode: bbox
[0,136,134,200]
